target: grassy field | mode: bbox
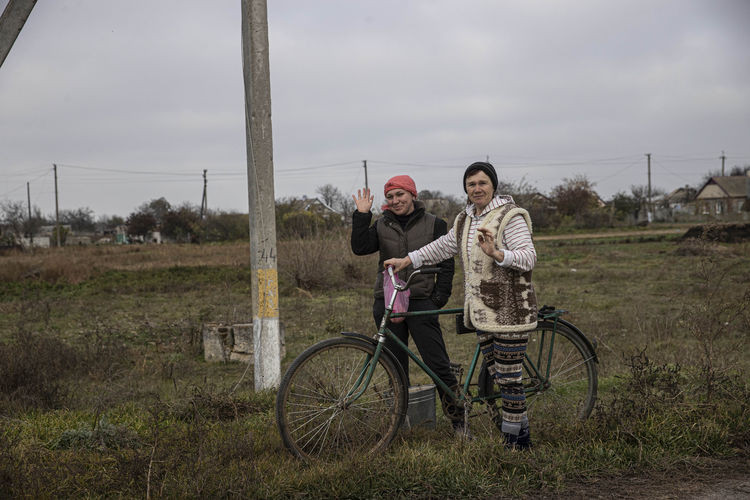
[1,230,749,498]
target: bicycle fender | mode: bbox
[339,332,409,389]
[556,318,599,363]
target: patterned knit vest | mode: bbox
[454,204,538,332]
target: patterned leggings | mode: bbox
[477,330,529,435]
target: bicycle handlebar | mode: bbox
[386,266,441,291]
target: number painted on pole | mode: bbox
[258,246,277,263]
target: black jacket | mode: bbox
[351,202,454,307]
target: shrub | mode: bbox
[277,232,372,292]
[50,416,140,451]
[166,386,273,422]
[200,211,249,242]
[279,211,327,239]
[0,331,79,409]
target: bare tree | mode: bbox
[97,214,125,232]
[550,175,599,217]
[60,207,96,232]
[496,176,538,206]
[315,184,342,209]
[0,200,26,236]
[315,184,353,214]
[729,165,750,176]
[137,198,172,227]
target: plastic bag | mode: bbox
[383,268,410,323]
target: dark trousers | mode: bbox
[373,298,458,406]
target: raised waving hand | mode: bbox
[352,188,374,213]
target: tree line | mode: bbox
[2,166,748,247]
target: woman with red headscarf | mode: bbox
[351,175,464,436]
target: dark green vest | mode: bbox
[374,202,436,300]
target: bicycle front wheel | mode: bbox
[480,319,597,428]
[276,337,407,461]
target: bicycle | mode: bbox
[275,267,598,460]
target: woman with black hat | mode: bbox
[384,162,538,449]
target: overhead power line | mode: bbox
[590,158,641,184]
[651,158,696,184]
[275,160,360,173]
[56,163,200,177]
[0,167,52,198]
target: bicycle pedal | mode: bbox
[449,362,464,381]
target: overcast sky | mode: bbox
[2,0,749,219]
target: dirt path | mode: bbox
[551,458,750,499]
[535,228,686,241]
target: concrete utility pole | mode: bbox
[200,169,207,219]
[26,181,33,246]
[363,160,368,190]
[645,153,652,222]
[242,0,281,391]
[0,0,37,69]
[53,163,61,247]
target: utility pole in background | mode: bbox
[645,153,652,222]
[200,169,208,219]
[0,0,37,69]
[720,151,726,176]
[53,163,61,247]
[242,0,281,391]
[363,160,368,190]
[26,181,33,247]
[2,0,38,246]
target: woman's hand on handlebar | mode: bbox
[384,256,411,273]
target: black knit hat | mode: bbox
[463,161,498,193]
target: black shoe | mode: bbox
[504,427,532,450]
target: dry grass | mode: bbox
[0,243,251,283]
[0,237,372,291]
[1,232,749,498]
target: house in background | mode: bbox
[662,185,697,214]
[525,192,557,210]
[302,197,345,222]
[694,173,750,216]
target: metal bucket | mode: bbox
[403,384,436,429]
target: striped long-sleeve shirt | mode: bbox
[409,195,536,272]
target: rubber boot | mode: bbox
[504,426,532,450]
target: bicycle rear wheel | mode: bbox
[276,337,407,460]
[480,319,597,427]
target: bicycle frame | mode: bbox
[277,269,598,460]
[345,273,570,408]
[386,307,568,402]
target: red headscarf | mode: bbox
[382,175,418,211]
[383,175,417,198]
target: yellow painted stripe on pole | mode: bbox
[257,268,279,318]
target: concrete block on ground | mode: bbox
[202,322,286,363]
[232,323,253,353]
[202,323,233,362]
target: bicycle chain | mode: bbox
[441,384,472,421]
